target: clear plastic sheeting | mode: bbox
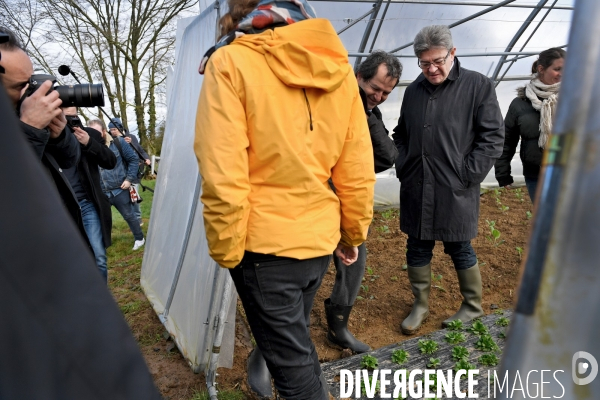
[142,0,573,373]
[141,4,237,372]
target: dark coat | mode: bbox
[392,58,504,241]
[359,87,399,173]
[494,89,544,186]
[78,128,117,248]
[20,121,86,239]
[0,86,161,400]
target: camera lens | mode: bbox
[56,83,105,108]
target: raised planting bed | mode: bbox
[322,310,512,399]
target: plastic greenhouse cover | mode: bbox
[141,0,574,373]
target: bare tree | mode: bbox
[1,0,198,154]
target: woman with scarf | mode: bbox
[194,0,375,398]
[495,47,566,201]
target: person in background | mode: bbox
[94,118,145,251]
[194,0,375,398]
[324,50,401,354]
[393,25,504,334]
[108,117,150,225]
[61,107,117,282]
[494,47,566,202]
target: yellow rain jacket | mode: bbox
[195,18,375,269]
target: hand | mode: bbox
[504,185,514,190]
[19,81,62,130]
[145,159,151,165]
[123,136,132,144]
[335,243,359,266]
[48,112,67,139]
[72,127,90,146]
[121,180,131,190]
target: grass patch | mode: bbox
[190,389,246,400]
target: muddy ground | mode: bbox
[119,188,533,399]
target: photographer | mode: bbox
[62,107,117,282]
[0,27,84,234]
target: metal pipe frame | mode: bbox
[336,7,375,35]
[354,0,384,68]
[388,0,517,54]
[368,0,392,52]
[395,74,532,86]
[349,51,540,57]
[310,0,573,9]
[490,0,550,83]
[503,43,567,62]
[496,0,558,84]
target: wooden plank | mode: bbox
[322,311,512,399]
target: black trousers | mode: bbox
[229,253,330,400]
[406,236,477,270]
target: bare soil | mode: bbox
[118,188,532,399]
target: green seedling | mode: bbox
[367,266,374,275]
[446,319,464,331]
[381,209,397,220]
[498,204,510,213]
[479,353,499,367]
[515,188,524,202]
[494,309,504,315]
[390,276,399,282]
[376,225,390,234]
[526,211,533,220]
[391,349,409,365]
[427,357,441,368]
[515,247,523,260]
[468,320,489,336]
[485,220,505,247]
[452,346,469,361]
[361,375,381,396]
[401,264,408,271]
[444,331,466,344]
[360,354,378,370]
[360,284,369,294]
[454,359,476,377]
[475,334,499,352]
[496,317,510,327]
[499,330,507,339]
[493,188,501,197]
[418,339,439,355]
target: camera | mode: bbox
[24,74,104,108]
[65,115,85,130]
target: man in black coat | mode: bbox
[325,51,401,353]
[393,25,504,334]
[63,107,117,282]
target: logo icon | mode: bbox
[572,351,598,385]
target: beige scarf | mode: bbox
[525,78,560,149]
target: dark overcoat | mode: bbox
[392,58,504,241]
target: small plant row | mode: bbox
[356,314,510,391]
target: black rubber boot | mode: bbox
[247,347,273,398]
[324,298,371,354]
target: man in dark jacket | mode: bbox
[393,25,504,334]
[0,27,84,237]
[63,107,117,282]
[94,118,146,251]
[325,51,401,353]
[108,117,150,225]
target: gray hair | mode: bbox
[87,118,107,132]
[356,50,403,84]
[413,25,453,57]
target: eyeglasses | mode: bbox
[418,50,451,69]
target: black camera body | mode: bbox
[24,74,105,108]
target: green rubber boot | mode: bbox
[442,263,485,327]
[401,264,431,335]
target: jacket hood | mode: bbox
[231,19,351,92]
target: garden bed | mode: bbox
[321,311,512,399]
